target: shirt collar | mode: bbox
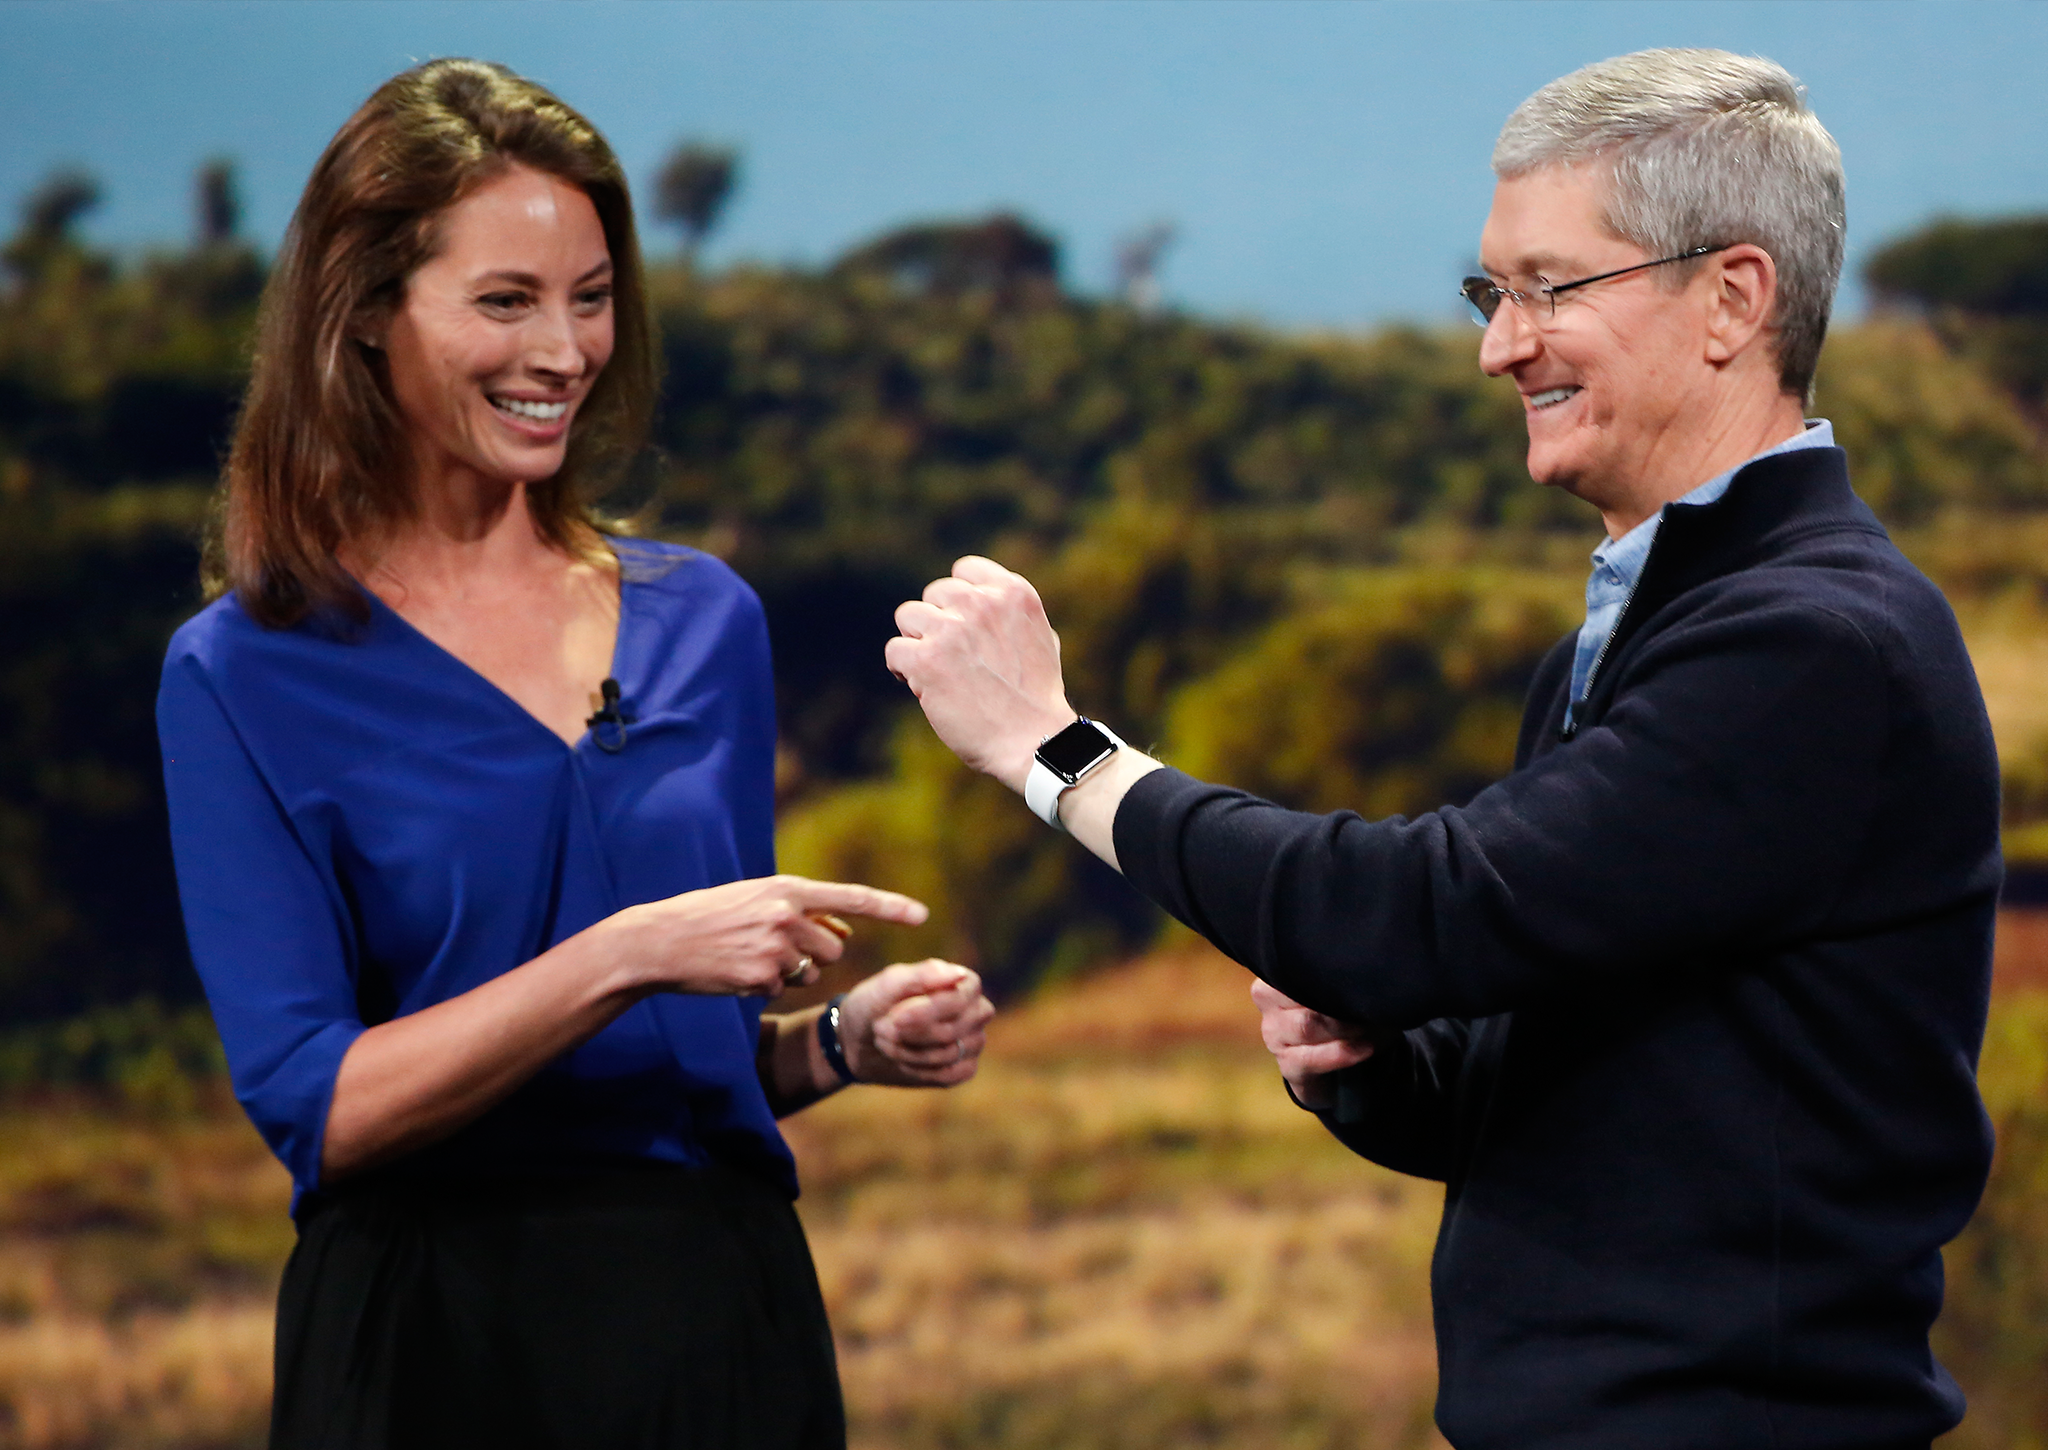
[1590,419,1836,584]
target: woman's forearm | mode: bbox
[319,875,927,1181]
[757,1004,840,1117]
[322,916,650,1180]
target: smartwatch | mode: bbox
[1025,717,1124,831]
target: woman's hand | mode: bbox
[1251,979,1375,1111]
[841,960,994,1087]
[613,875,928,999]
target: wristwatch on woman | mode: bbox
[1024,717,1124,831]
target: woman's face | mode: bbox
[381,163,615,495]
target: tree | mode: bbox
[1866,215,2048,316]
[1865,214,2048,415]
[3,168,102,282]
[653,143,739,258]
[832,212,1060,300]
[1114,221,1177,311]
[195,158,240,246]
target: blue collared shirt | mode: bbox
[1564,420,1836,731]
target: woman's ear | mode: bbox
[1704,244,1777,366]
[349,288,400,352]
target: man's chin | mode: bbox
[1523,447,1588,498]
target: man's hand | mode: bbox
[1251,979,1376,1111]
[885,556,1076,793]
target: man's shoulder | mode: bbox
[1724,509,1961,661]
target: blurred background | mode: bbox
[3,1,2048,1445]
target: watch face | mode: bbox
[1037,719,1116,782]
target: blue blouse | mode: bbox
[156,541,794,1209]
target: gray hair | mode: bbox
[1493,49,1845,399]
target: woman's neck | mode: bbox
[349,473,556,603]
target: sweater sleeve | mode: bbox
[158,650,364,1193]
[1113,588,1889,1029]
[1306,1017,1478,1180]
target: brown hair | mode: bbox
[212,58,656,627]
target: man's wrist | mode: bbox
[1024,717,1126,829]
[995,709,1083,795]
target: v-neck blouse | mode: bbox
[157,540,792,1208]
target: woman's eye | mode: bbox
[478,292,530,312]
[575,288,613,311]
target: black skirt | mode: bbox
[270,1159,845,1450]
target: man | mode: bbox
[886,48,2001,1450]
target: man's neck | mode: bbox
[1598,391,1808,540]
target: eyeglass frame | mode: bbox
[1459,244,1731,327]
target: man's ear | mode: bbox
[1703,244,1777,366]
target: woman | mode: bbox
[157,59,992,1449]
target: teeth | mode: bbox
[1530,387,1580,409]
[492,397,568,422]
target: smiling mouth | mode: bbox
[491,396,570,423]
[1528,387,1581,411]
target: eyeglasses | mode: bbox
[1459,244,1729,327]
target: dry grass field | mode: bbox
[2,929,2047,1449]
[786,947,1447,1450]
[0,946,1449,1450]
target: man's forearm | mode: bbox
[1048,744,1165,873]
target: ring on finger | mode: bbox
[953,1040,965,1064]
[788,954,814,980]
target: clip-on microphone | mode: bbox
[586,678,636,754]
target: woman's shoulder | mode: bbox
[164,591,273,676]
[613,538,763,620]
[165,590,370,675]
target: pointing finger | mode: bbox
[785,879,930,926]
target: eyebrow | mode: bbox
[473,260,615,289]
[1482,251,1578,280]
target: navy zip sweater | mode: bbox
[1114,447,2000,1450]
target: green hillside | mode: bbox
[3,195,2047,1018]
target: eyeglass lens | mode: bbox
[1460,277,1509,326]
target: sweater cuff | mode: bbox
[1281,1061,1374,1122]
[1111,765,1215,913]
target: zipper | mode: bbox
[1560,546,1652,742]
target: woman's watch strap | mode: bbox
[817,994,858,1086]
[1024,717,1125,831]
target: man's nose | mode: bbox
[1477,300,1541,377]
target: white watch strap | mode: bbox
[1025,720,1124,832]
[1025,756,1070,830]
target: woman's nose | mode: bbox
[524,304,586,378]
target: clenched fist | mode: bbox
[885,556,1076,792]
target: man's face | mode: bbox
[1477,167,1716,519]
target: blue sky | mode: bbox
[9,0,2047,329]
